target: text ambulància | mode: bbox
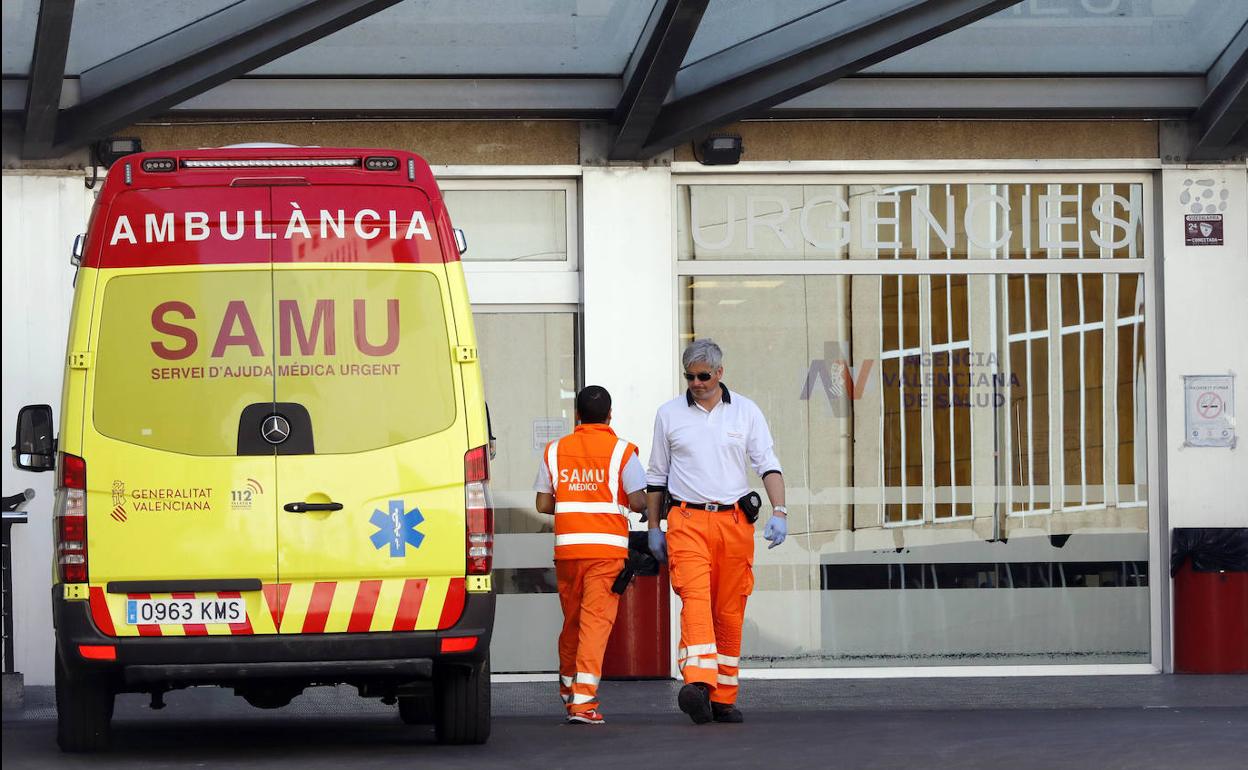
[109,207,434,246]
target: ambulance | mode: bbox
[11,146,495,751]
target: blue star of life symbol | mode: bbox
[370,500,425,558]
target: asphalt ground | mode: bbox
[4,676,1247,769]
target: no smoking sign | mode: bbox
[1196,392,1223,419]
[1184,375,1236,448]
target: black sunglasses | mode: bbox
[683,372,714,382]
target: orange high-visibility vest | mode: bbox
[544,423,637,560]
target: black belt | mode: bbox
[671,499,738,512]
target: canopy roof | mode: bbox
[3,0,1245,159]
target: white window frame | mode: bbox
[437,173,581,306]
[672,168,1162,676]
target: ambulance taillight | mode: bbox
[56,453,88,584]
[464,446,494,575]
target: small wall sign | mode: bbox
[1183,374,1236,448]
[1184,214,1224,246]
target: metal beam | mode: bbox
[2,75,1206,122]
[608,0,709,160]
[633,0,1022,159]
[774,76,1203,118]
[21,0,75,158]
[47,0,405,156]
[1193,20,1248,159]
[178,78,622,115]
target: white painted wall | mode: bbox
[1160,166,1248,528]
[581,165,676,485]
[1,171,94,685]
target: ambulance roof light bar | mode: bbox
[181,158,360,169]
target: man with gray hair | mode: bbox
[645,338,787,724]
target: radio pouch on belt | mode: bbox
[738,491,763,524]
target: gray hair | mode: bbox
[682,338,723,370]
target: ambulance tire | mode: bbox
[55,651,115,753]
[433,656,491,745]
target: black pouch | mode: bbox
[612,534,663,593]
[611,560,636,594]
[738,491,762,524]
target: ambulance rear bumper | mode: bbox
[53,588,494,687]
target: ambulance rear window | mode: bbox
[273,269,457,454]
[92,269,457,456]
[93,270,275,456]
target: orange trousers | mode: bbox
[556,557,623,714]
[667,505,754,705]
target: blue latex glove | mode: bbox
[648,528,667,562]
[763,514,787,549]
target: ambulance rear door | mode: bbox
[82,185,281,638]
[268,186,470,635]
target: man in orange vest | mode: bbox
[646,339,787,724]
[535,385,647,725]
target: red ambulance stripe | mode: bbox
[302,582,336,634]
[391,579,427,632]
[437,578,467,630]
[219,591,254,635]
[130,593,163,637]
[172,592,208,636]
[348,580,383,633]
[263,583,290,630]
[88,586,116,636]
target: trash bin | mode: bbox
[1171,527,1248,674]
[603,531,671,679]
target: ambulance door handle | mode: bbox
[284,502,343,513]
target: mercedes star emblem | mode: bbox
[261,415,291,445]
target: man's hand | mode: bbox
[648,528,667,562]
[763,514,787,549]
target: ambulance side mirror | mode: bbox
[12,404,55,472]
[453,228,468,256]
[71,234,85,267]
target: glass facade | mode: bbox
[675,179,1152,667]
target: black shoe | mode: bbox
[678,683,713,724]
[711,703,744,723]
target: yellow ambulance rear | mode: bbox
[11,146,495,751]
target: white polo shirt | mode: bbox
[646,384,782,505]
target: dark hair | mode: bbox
[576,385,612,424]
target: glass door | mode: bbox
[440,174,583,672]
[474,309,579,672]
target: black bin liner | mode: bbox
[1170,527,1248,576]
[627,531,661,576]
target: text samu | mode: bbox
[151,298,401,361]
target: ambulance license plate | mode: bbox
[126,597,246,625]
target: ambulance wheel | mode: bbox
[55,650,115,753]
[433,656,490,745]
